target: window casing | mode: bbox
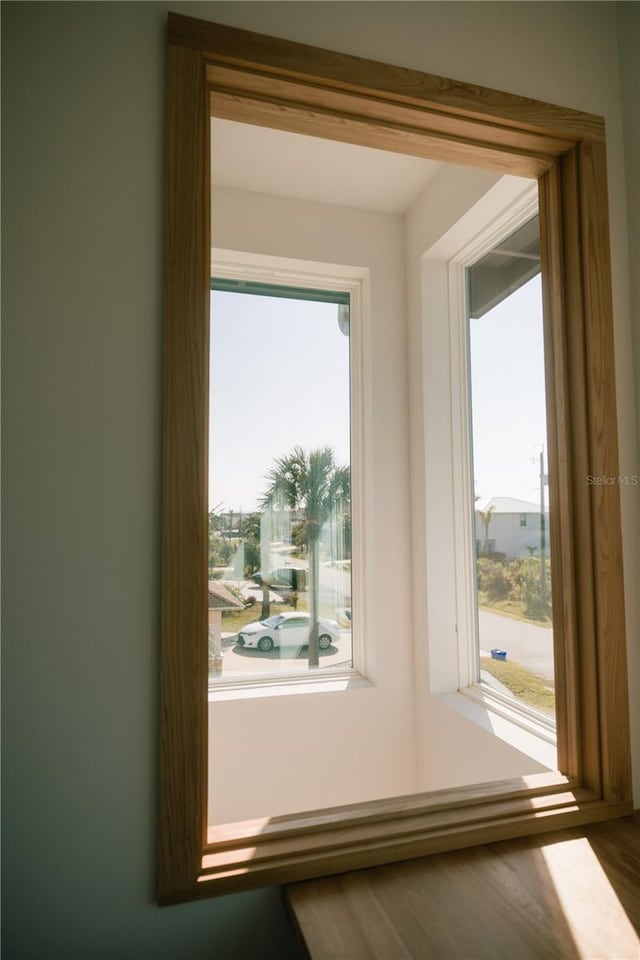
[207,252,368,697]
[160,13,632,904]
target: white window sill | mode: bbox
[436,687,557,770]
[209,669,372,702]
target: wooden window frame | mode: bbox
[159,12,632,905]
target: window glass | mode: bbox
[208,284,353,679]
[467,217,555,721]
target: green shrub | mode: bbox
[476,555,552,621]
[476,558,512,601]
[520,557,552,620]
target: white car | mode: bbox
[236,612,340,653]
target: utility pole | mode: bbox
[539,449,547,608]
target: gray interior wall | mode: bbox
[3,3,638,958]
[1,4,304,958]
[617,2,640,440]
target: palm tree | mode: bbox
[477,504,495,554]
[261,446,350,667]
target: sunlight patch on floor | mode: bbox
[540,837,640,959]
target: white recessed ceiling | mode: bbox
[211,118,442,215]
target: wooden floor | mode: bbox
[286,813,640,959]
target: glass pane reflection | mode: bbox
[467,218,555,721]
[208,285,353,680]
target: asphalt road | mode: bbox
[478,608,554,681]
[215,596,553,684]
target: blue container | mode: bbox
[490,648,507,661]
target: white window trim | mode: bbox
[414,178,556,764]
[209,249,370,699]
[445,186,557,737]
[463,682,556,744]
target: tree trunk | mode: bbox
[308,536,320,668]
[261,580,270,620]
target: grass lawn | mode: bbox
[480,656,555,716]
[478,593,552,628]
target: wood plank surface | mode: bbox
[286,813,640,959]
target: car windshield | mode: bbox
[262,615,286,628]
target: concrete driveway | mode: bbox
[217,628,353,678]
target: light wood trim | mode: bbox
[209,88,552,178]
[577,139,631,803]
[184,797,632,902]
[207,64,577,158]
[202,792,598,876]
[159,12,632,905]
[559,147,603,793]
[538,142,631,803]
[202,780,593,868]
[158,41,210,901]
[206,771,576,848]
[169,13,604,143]
[539,161,578,780]
[207,66,569,178]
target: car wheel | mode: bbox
[318,634,332,651]
[257,635,274,652]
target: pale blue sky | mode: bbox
[209,291,350,513]
[469,274,547,507]
[209,276,547,515]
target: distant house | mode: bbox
[475,497,549,559]
[208,580,244,673]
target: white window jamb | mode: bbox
[445,186,557,745]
